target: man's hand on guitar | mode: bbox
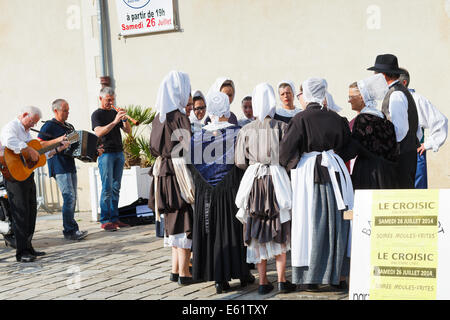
[57,134,68,143]
[57,140,71,152]
[25,146,40,162]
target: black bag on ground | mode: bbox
[118,198,155,226]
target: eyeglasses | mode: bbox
[194,106,206,111]
[348,95,360,100]
[296,92,303,101]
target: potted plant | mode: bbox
[121,105,156,168]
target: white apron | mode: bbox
[291,150,353,267]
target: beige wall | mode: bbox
[0,0,100,212]
[109,0,450,189]
[1,0,449,212]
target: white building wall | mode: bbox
[1,0,449,212]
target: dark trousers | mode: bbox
[397,150,418,189]
[5,174,37,259]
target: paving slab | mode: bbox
[0,211,349,300]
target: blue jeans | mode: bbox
[55,172,79,236]
[415,151,428,189]
[98,152,125,224]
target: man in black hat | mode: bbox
[368,54,419,188]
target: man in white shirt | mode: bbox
[368,54,420,188]
[398,68,448,189]
[0,106,69,262]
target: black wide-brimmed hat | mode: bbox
[367,54,405,74]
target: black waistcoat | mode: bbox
[381,82,419,154]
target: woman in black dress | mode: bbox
[149,71,195,285]
[280,78,356,291]
[190,91,252,294]
[348,74,399,189]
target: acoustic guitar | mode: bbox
[0,132,79,182]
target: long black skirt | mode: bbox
[351,155,399,190]
[190,165,249,283]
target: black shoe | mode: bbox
[278,280,297,293]
[215,281,231,294]
[30,249,46,257]
[304,284,321,292]
[258,282,274,295]
[64,230,88,241]
[240,272,256,287]
[178,276,194,286]
[331,281,348,292]
[4,236,16,249]
[169,273,179,282]
[16,254,36,263]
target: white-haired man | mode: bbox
[1,106,69,262]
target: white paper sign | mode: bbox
[116,0,178,36]
[349,189,450,300]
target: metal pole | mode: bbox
[35,167,52,213]
[97,0,106,77]
[97,0,110,87]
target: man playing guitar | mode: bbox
[0,106,70,262]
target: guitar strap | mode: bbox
[47,119,75,134]
[32,120,75,139]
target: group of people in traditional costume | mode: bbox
[148,53,448,295]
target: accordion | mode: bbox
[64,130,98,162]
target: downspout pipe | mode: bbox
[97,0,110,88]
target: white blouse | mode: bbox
[410,89,448,152]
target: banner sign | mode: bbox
[116,0,179,37]
[349,189,450,300]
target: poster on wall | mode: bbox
[116,0,180,37]
[349,189,450,300]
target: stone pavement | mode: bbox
[0,211,348,300]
